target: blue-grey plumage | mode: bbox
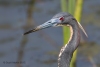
[24,12,87,67]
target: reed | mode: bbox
[61,0,70,44]
[61,0,83,67]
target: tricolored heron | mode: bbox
[24,12,87,67]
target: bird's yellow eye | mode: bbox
[59,17,64,21]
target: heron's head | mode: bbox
[24,12,87,37]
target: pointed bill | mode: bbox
[24,27,41,35]
[78,22,88,37]
[24,18,61,35]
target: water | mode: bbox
[0,0,100,67]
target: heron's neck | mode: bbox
[58,21,80,67]
[68,23,80,51]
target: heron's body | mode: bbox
[24,12,87,67]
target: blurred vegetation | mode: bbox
[16,0,35,67]
[79,42,100,67]
[27,0,35,26]
[61,0,83,67]
[79,42,100,57]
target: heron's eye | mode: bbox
[59,17,64,21]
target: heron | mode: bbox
[24,12,87,67]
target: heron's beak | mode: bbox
[24,18,60,35]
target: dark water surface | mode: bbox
[0,0,100,67]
